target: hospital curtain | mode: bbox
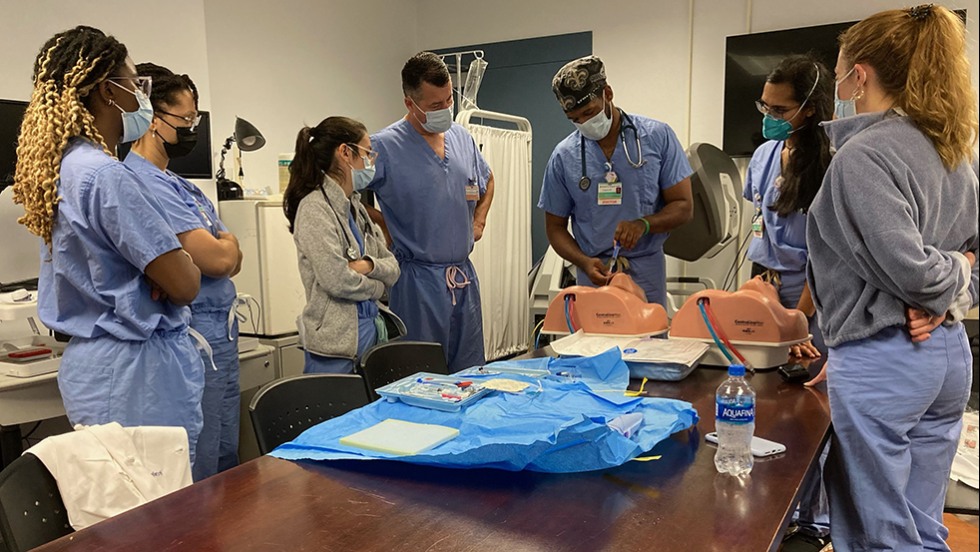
[466,124,532,360]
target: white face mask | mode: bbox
[574,97,613,141]
[412,98,453,133]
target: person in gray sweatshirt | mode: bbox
[805,5,979,550]
[283,117,400,374]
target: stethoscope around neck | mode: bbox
[578,109,646,191]
[318,183,361,261]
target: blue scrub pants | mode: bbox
[190,309,241,481]
[826,324,972,551]
[57,328,205,465]
[390,259,485,373]
[304,313,377,374]
[578,250,667,307]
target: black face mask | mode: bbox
[159,126,199,159]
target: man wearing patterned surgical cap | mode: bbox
[538,55,695,306]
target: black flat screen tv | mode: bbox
[1,99,213,191]
[723,21,854,158]
[723,10,966,158]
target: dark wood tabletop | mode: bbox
[35,355,830,552]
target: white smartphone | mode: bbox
[705,432,787,457]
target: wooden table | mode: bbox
[35,356,830,552]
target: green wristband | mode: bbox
[636,217,650,236]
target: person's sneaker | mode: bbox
[780,531,832,552]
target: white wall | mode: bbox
[202,0,418,193]
[0,0,420,286]
[417,0,980,288]
[0,0,213,285]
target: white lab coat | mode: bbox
[26,422,192,530]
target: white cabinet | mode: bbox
[220,199,305,337]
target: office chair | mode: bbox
[0,453,72,552]
[249,374,371,454]
[358,341,449,400]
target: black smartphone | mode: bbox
[778,362,811,383]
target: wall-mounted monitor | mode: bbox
[723,10,966,158]
[117,111,213,179]
[2,99,213,191]
[723,21,853,158]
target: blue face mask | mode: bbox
[108,80,153,143]
[762,115,794,141]
[412,98,453,134]
[352,164,376,192]
[834,67,858,120]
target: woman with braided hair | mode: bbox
[125,63,244,480]
[12,26,206,464]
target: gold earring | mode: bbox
[854,87,865,101]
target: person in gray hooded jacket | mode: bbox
[283,117,400,374]
[804,5,979,550]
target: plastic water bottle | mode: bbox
[714,364,755,476]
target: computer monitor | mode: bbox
[0,99,27,195]
[117,111,213,179]
[2,100,213,186]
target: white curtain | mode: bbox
[466,125,532,360]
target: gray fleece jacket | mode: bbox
[294,177,400,358]
[806,110,979,347]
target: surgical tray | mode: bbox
[376,372,492,412]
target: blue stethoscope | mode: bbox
[578,109,646,191]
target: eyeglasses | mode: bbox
[347,143,379,164]
[156,110,202,131]
[755,100,800,119]
[108,76,152,97]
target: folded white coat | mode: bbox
[26,422,192,530]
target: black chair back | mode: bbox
[0,453,73,552]
[248,374,371,455]
[359,341,449,400]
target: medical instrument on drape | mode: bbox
[318,184,360,261]
[578,110,646,191]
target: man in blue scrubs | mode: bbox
[366,52,495,372]
[539,56,693,307]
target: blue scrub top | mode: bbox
[124,153,237,312]
[348,209,379,321]
[368,119,491,264]
[742,140,808,273]
[38,140,189,340]
[538,113,692,258]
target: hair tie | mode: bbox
[907,4,934,21]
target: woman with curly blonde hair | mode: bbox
[805,5,979,549]
[12,26,206,464]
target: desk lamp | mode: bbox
[217,117,266,200]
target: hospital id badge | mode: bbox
[752,213,764,238]
[465,184,480,201]
[597,182,623,206]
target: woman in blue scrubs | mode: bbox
[807,5,978,549]
[283,117,400,373]
[744,54,832,359]
[12,27,205,462]
[124,63,243,481]
[746,55,835,551]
